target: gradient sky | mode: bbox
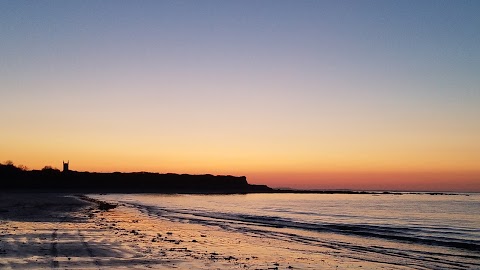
[1,1,479,191]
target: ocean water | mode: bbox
[96,193,480,269]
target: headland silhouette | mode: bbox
[0,161,271,194]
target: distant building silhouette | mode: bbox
[63,160,69,172]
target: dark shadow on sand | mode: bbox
[0,193,89,222]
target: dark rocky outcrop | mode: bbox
[0,163,272,194]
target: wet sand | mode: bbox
[0,193,385,269]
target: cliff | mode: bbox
[0,163,272,193]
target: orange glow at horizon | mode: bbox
[247,171,480,192]
[2,141,479,192]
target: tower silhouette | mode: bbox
[63,160,69,172]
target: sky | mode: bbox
[1,1,479,192]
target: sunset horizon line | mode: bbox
[2,159,478,193]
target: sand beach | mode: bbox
[0,193,373,270]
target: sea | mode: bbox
[94,193,480,269]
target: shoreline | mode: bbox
[2,192,475,269]
[1,193,264,269]
[0,193,344,269]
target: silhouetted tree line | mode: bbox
[0,161,271,193]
